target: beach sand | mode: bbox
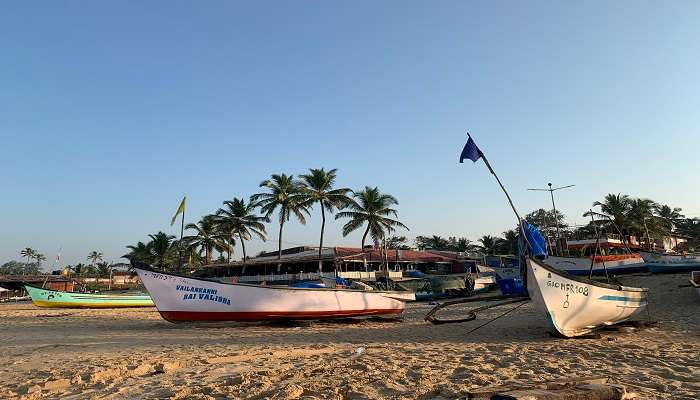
[1,273,699,399]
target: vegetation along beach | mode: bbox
[3,2,700,399]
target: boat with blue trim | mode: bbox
[639,251,700,273]
[25,285,154,308]
[526,255,648,337]
[545,237,646,275]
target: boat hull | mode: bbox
[135,268,415,322]
[545,255,647,275]
[25,285,154,308]
[690,272,700,299]
[639,251,700,273]
[526,257,648,337]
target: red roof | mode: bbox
[334,247,456,263]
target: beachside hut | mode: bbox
[0,275,75,298]
[194,246,466,283]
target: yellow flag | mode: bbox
[171,196,186,226]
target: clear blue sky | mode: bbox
[2,1,699,268]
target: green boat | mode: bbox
[25,285,154,308]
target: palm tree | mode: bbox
[627,198,658,241]
[183,215,226,265]
[251,174,309,260]
[655,204,685,249]
[123,241,152,265]
[216,236,236,263]
[654,204,684,234]
[590,193,632,233]
[335,186,408,249]
[386,235,411,250]
[87,251,103,269]
[478,235,503,255]
[72,263,88,277]
[415,235,449,250]
[215,198,268,267]
[499,229,519,254]
[20,248,36,265]
[96,261,112,278]
[147,232,176,270]
[299,168,352,272]
[33,253,47,268]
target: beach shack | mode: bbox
[194,246,468,284]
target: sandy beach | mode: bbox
[1,273,699,399]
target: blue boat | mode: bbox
[639,251,700,273]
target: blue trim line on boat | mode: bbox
[598,295,643,303]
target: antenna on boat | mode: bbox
[527,183,575,255]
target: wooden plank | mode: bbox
[467,378,633,400]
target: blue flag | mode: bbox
[459,136,482,163]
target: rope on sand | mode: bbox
[425,295,530,325]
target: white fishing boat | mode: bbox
[690,271,700,298]
[546,238,646,275]
[639,251,700,273]
[135,268,414,322]
[526,256,649,337]
[457,134,649,338]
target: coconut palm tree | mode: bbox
[335,186,408,249]
[87,251,103,269]
[216,236,236,263]
[299,168,352,272]
[96,261,112,278]
[386,235,411,250]
[590,193,632,233]
[478,235,503,255]
[215,198,268,267]
[123,241,152,265]
[415,235,449,250]
[183,215,226,265]
[655,204,685,249]
[499,229,519,254]
[147,232,176,270]
[33,253,47,268]
[654,204,684,234]
[627,198,658,241]
[251,174,309,260]
[20,248,36,265]
[72,263,88,277]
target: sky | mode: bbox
[2,1,699,268]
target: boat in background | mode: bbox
[526,256,648,337]
[135,267,414,322]
[546,238,646,275]
[639,251,700,273]
[689,271,700,298]
[25,285,154,308]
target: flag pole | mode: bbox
[465,133,530,288]
[469,133,523,224]
[178,206,185,272]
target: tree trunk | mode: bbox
[361,224,371,250]
[278,208,286,260]
[240,231,247,274]
[318,202,325,273]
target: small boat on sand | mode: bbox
[526,256,648,337]
[457,134,649,337]
[25,285,154,308]
[639,251,700,273]
[135,267,415,322]
[690,271,700,298]
[546,238,646,275]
